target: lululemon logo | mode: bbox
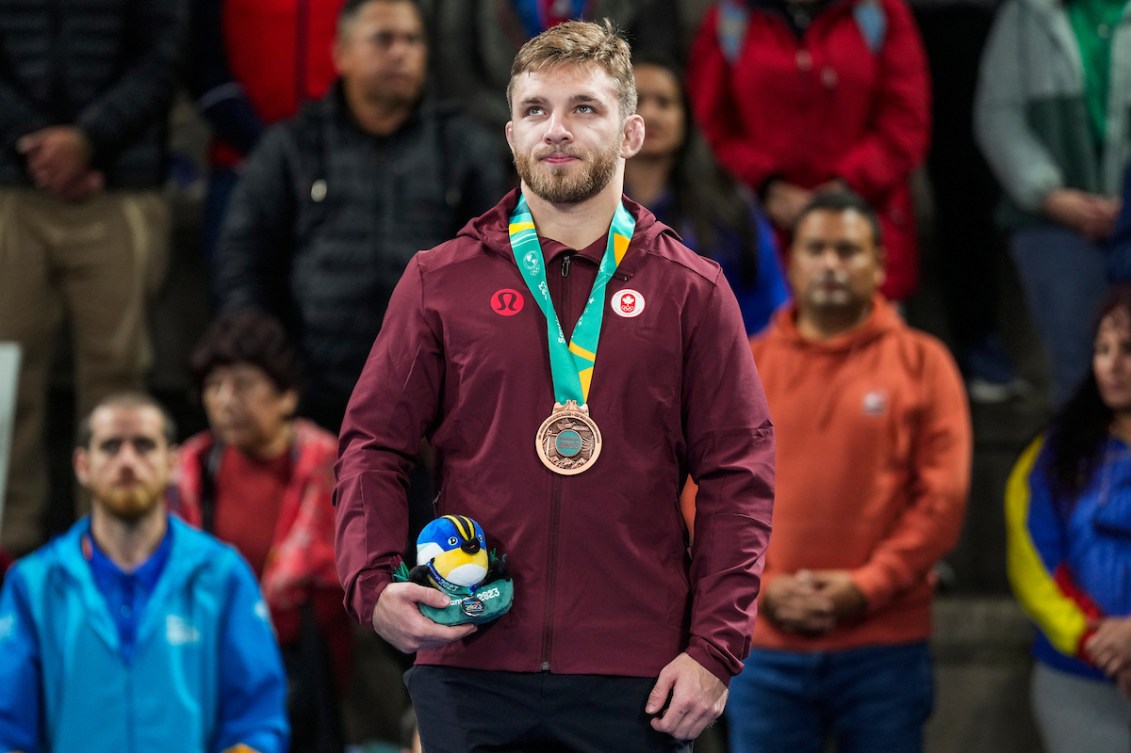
[612,289,645,318]
[491,289,525,316]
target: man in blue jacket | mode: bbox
[0,392,288,753]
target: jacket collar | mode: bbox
[766,293,901,352]
[50,516,215,653]
[458,187,675,268]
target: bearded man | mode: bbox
[0,393,288,753]
[334,19,775,753]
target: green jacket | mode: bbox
[974,0,1131,228]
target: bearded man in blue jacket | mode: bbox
[0,392,288,753]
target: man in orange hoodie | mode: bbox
[732,190,971,753]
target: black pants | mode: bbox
[405,666,694,753]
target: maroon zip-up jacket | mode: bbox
[335,190,775,684]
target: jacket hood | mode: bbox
[455,188,675,263]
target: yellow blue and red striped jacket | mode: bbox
[1005,434,1131,679]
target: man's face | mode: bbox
[334,0,427,110]
[789,208,885,315]
[506,63,643,205]
[74,405,175,523]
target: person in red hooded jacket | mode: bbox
[171,310,350,753]
[687,0,931,302]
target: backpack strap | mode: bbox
[853,0,887,53]
[717,0,751,64]
[199,440,225,535]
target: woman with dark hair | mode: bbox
[1005,286,1131,753]
[171,309,349,753]
[624,55,788,335]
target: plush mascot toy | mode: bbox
[393,514,514,626]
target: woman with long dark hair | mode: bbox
[624,54,788,335]
[1005,285,1131,752]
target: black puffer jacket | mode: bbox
[215,84,508,425]
[0,0,185,188]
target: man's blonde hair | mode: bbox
[507,19,637,120]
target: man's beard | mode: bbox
[99,485,162,523]
[513,138,620,204]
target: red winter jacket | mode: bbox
[171,420,352,681]
[335,190,775,685]
[688,0,930,300]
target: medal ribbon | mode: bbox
[508,193,635,405]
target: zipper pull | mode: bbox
[561,253,572,278]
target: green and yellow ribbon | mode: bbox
[508,193,635,405]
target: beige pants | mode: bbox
[0,187,169,555]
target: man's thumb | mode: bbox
[417,585,457,609]
[645,673,673,714]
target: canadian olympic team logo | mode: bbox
[612,289,645,318]
[491,289,525,316]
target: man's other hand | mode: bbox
[645,652,727,741]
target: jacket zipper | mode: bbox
[542,251,574,670]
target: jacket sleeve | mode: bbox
[213,552,289,753]
[974,0,1064,211]
[0,567,42,753]
[74,0,185,166]
[263,428,341,609]
[682,272,775,685]
[851,339,971,610]
[831,0,931,203]
[1005,436,1097,658]
[687,4,782,191]
[335,255,444,625]
[212,125,297,316]
[188,0,264,156]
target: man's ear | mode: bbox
[505,121,515,151]
[873,244,887,290]
[73,447,90,487]
[620,114,645,159]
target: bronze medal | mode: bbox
[535,400,602,475]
